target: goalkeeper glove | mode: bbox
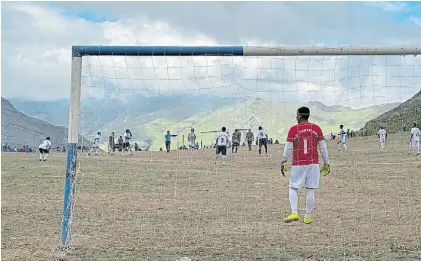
[320,164,330,176]
[280,159,287,177]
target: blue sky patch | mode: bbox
[61,9,119,23]
[366,1,421,22]
[45,3,119,23]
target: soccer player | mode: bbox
[108,133,115,155]
[117,136,123,152]
[377,127,387,150]
[408,123,420,155]
[38,137,52,161]
[214,127,230,165]
[122,129,133,155]
[257,126,268,156]
[88,132,101,155]
[188,128,197,154]
[232,129,241,153]
[165,131,172,153]
[337,125,348,152]
[281,107,330,224]
[246,129,254,151]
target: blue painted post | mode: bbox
[60,143,77,245]
[60,56,82,246]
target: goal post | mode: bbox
[60,56,82,246]
[235,128,252,146]
[61,44,421,247]
[200,130,218,149]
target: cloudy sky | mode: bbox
[1,1,421,108]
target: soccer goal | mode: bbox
[200,130,218,149]
[61,45,421,260]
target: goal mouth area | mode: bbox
[59,44,421,249]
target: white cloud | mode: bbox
[1,2,421,109]
[410,16,421,28]
[368,2,407,12]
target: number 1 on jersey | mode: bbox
[303,138,309,154]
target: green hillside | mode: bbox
[8,96,397,151]
[126,98,398,150]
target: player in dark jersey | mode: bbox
[246,129,254,151]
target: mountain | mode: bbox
[7,95,399,149]
[157,98,398,148]
[8,98,70,127]
[361,90,421,135]
[1,97,89,149]
[8,94,240,129]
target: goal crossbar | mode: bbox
[72,45,421,57]
[61,44,421,247]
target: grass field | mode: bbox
[2,134,421,260]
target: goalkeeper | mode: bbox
[280,106,330,224]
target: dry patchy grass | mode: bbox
[2,134,421,260]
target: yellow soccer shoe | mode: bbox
[303,215,312,224]
[283,212,300,223]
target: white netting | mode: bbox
[67,50,421,260]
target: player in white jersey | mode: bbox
[257,126,268,156]
[337,125,348,152]
[122,129,133,155]
[377,127,387,150]
[88,132,101,155]
[408,123,420,155]
[214,127,230,166]
[38,137,52,161]
[188,128,197,154]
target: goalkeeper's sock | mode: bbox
[289,187,299,213]
[44,154,49,160]
[305,188,315,216]
[39,154,43,160]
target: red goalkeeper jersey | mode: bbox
[286,122,325,166]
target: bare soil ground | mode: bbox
[2,134,421,260]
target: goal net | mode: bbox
[60,45,421,260]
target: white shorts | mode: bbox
[410,140,420,149]
[289,164,320,189]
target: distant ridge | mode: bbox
[6,95,400,149]
[1,97,89,148]
[361,90,421,135]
